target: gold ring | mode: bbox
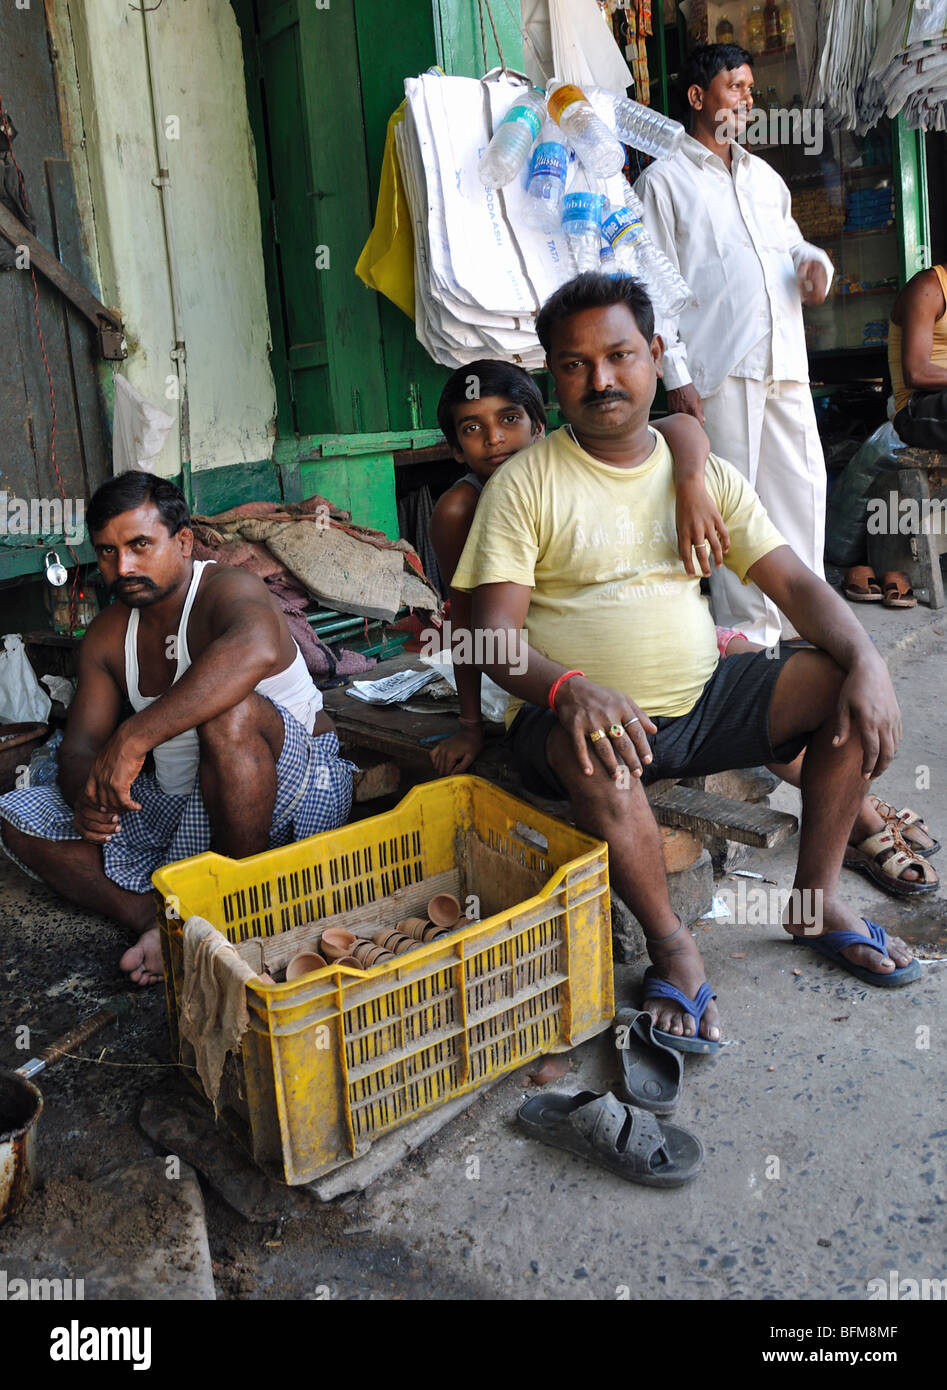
[608,724,624,740]
[589,728,606,743]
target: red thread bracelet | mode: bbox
[548,669,585,710]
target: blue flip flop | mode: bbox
[642,968,722,1054]
[793,918,921,987]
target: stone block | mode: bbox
[610,849,714,963]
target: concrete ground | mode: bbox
[1,600,944,1301]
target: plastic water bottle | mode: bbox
[589,89,685,159]
[562,191,605,274]
[600,205,645,279]
[546,81,625,179]
[599,240,619,275]
[522,120,570,230]
[478,88,546,187]
[603,184,694,315]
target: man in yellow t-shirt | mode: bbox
[452,273,916,1051]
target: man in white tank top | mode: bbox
[0,471,357,985]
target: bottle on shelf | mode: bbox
[589,88,685,160]
[522,119,570,231]
[767,85,780,111]
[779,0,795,47]
[716,14,734,42]
[764,0,783,51]
[477,87,546,188]
[546,79,625,179]
[746,4,766,54]
[562,189,606,274]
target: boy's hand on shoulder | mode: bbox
[676,478,730,577]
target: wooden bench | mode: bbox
[323,652,799,850]
[867,445,947,609]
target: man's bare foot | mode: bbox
[782,895,914,976]
[643,927,721,1042]
[119,927,164,987]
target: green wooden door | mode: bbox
[234,0,391,436]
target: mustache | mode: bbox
[582,389,629,405]
[109,577,157,598]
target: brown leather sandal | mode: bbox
[843,826,938,897]
[843,566,883,602]
[869,795,940,857]
[881,571,917,608]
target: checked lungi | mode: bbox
[0,701,357,895]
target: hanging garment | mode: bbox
[355,102,416,320]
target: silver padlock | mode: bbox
[45,551,68,586]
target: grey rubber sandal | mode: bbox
[614,1007,683,1113]
[517,1089,703,1188]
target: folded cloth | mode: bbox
[180,915,258,1111]
[0,702,358,895]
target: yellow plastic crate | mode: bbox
[153,776,613,1185]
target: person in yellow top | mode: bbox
[889,260,947,451]
[452,272,916,1051]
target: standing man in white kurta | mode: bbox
[635,43,834,648]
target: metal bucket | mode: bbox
[0,1069,43,1222]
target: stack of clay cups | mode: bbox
[372,927,420,956]
[353,939,395,967]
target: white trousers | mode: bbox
[702,376,826,648]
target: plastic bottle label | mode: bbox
[500,104,543,140]
[564,192,604,221]
[602,208,644,248]
[530,143,568,180]
[548,84,587,122]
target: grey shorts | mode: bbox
[507,648,811,801]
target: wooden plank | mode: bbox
[231,0,296,436]
[45,159,109,495]
[258,0,299,45]
[648,784,798,848]
[432,0,525,78]
[352,0,457,432]
[296,0,389,433]
[288,340,329,370]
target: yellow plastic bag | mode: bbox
[355,102,415,320]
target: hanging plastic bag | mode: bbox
[112,374,175,475]
[549,0,632,92]
[825,422,903,567]
[0,634,52,725]
[355,102,416,320]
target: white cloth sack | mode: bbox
[112,373,176,475]
[549,0,631,92]
[0,634,51,724]
[398,71,628,368]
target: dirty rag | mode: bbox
[180,915,257,1111]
